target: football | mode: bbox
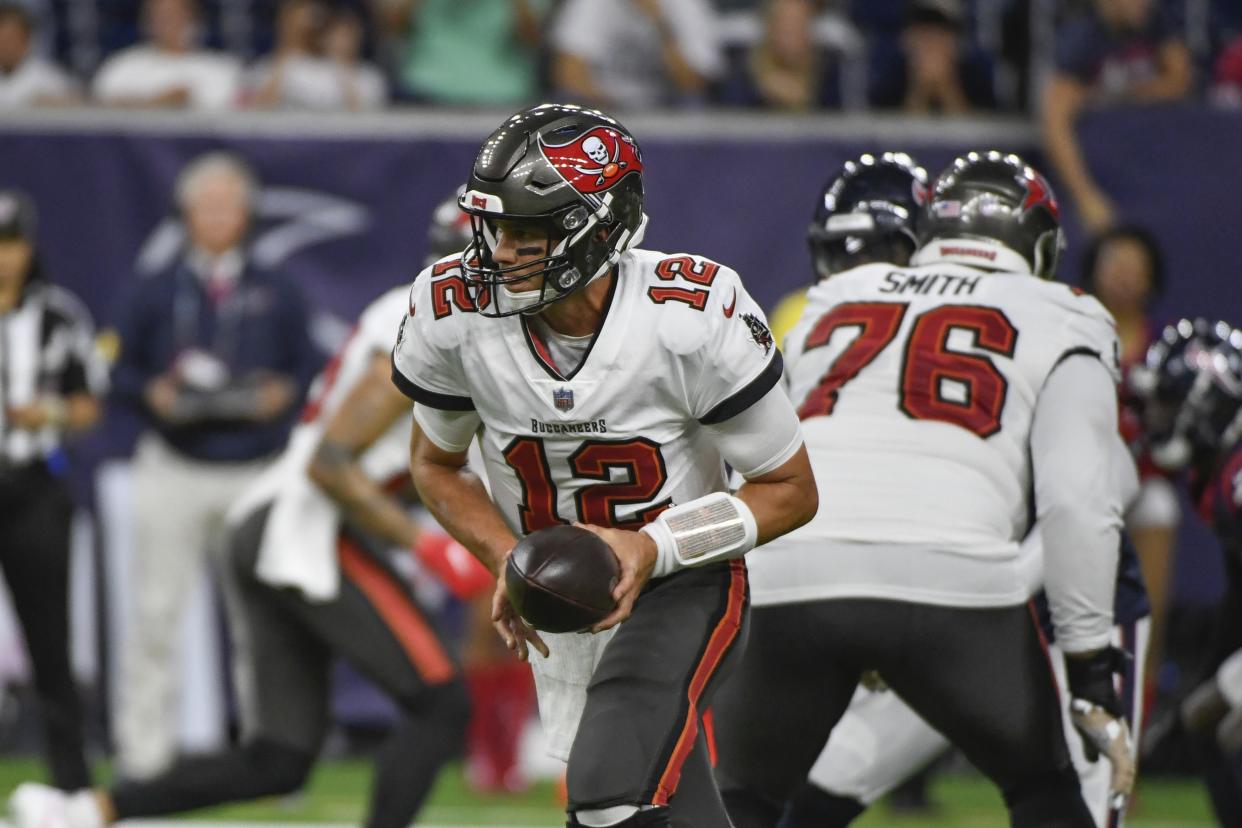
[504,525,620,633]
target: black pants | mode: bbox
[0,464,90,790]
[714,598,1093,828]
[111,506,470,828]
[567,560,748,827]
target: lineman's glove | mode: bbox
[1066,647,1135,813]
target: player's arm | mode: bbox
[712,386,818,546]
[585,384,817,632]
[408,413,513,575]
[307,350,421,548]
[409,404,548,660]
[1032,353,1135,809]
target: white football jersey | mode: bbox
[230,285,413,599]
[392,249,782,538]
[748,261,1120,608]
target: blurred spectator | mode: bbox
[0,189,106,791]
[1081,225,1178,680]
[1041,0,1193,232]
[862,0,996,113]
[747,0,823,110]
[247,1,386,110]
[319,8,386,108]
[551,0,723,109]
[246,0,326,107]
[898,0,971,114]
[92,0,242,109]
[385,0,549,106]
[110,153,318,779]
[0,1,78,106]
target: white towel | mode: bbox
[530,626,618,761]
[228,425,342,602]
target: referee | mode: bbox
[0,188,107,789]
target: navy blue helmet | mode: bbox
[1130,318,1242,470]
[807,152,928,280]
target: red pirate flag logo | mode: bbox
[538,127,643,195]
[1020,170,1060,219]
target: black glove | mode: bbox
[1066,647,1135,812]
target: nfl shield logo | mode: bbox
[553,388,575,411]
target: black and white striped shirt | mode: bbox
[0,280,108,467]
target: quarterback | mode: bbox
[392,103,817,827]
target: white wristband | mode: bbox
[641,492,758,579]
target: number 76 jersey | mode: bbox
[781,261,1120,556]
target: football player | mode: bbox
[9,280,488,828]
[782,524,1150,828]
[713,151,1134,828]
[1128,318,1242,825]
[773,155,1151,828]
[392,103,818,827]
[425,184,539,792]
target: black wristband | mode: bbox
[1065,646,1128,716]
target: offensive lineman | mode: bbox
[714,151,1135,828]
[392,103,818,827]
[10,283,485,828]
[773,155,1151,828]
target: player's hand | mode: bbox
[576,524,656,633]
[491,564,548,661]
[1066,647,1135,813]
[413,532,493,601]
[1070,697,1136,811]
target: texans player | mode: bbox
[713,151,1134,828]
[770,155,1151,828]
[10,281,488,828]
[392,103,818,827]
[1128,318,1242,825]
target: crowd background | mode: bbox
[0,0,1240,811]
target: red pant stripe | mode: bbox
[653,560,746,806]
[339,538,455,684]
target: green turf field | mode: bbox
[0,758,1217,826]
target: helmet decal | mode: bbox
[912,178,929,207]
[1020,171,1060,219]
[538,127,643,195]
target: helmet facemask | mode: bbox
[460,192,644,317]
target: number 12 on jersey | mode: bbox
[503,437,672,533]
[798,302,1017,438]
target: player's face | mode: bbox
[490,219,553,292]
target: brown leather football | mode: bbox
[504,525,620,633]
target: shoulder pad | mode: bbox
[638,253,742,356]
